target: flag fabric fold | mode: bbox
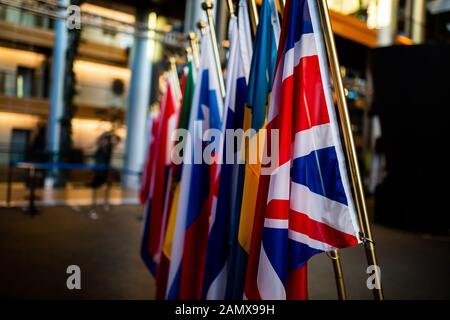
[142,0,364,301]
[155,65,194,299]
[202,8,252,299]
[166,29,224,300]
[141,73,181,276]
[140,113,160,275]
[231,0,280,299]
[251,0,361,300]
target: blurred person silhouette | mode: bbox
[29,121,48,163]
[88,130,121,189]
[26,121,48,188]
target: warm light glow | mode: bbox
[80,3,135,24]
[148,12,158,62]
[0,47,46,71]
[0,112,40,125]
[367,0,392,29]
[327,0,366,15]
[73,60,129,108]
[0,113,126,165]
[0,112,40,145]
[396,35,414,45]
[71,118,125,154]
[73,60,130,85]
[16,75,23,99]
[160,23,173,32]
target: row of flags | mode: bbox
[140,0,361,300]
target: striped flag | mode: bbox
[166,29,224,299]
[140,73,180,277]
[230,0,280,299]
[140,113,160,275]
[139,114,160,205]
[252,0,361,300]
[225,0,254,300]
[202,5,252,299]
[155,65,194,299]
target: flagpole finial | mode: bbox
[200,0,226,98]
[187,31,200,68]
[187,32,196,41]
[168,56,178,78]
[168,56,182,100]
[201,0,214,11]
[185,46,192,59]
[196,20,207,35]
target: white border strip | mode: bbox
[307,0,361,240]
[282,33,317,82]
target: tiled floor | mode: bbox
[0,205,449,299]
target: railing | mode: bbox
[0,145,125,170]
[3,160,141,213]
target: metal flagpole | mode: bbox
[227,0,236,16]
[201,1,226,99]
[273,0,349,301]
[248,0,259,35]
[327,250,347,299]
[195,20,207,65]
[185,46,193,63]
[316,0,384,300]
[197,20,207,35]
[169,56,181,101]
[188,32,200,68]
[277,0,348,301]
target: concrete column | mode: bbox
[123,9,152,189]
[412,0,426,43]
[47,0,68,164]
[376,0,399,46]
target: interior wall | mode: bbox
[0,112,126,167]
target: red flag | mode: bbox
[141,75,180,276]
[140,115,160,204]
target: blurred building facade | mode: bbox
[0,0,447,189]
[0,0,185,188]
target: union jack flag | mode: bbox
[253,0,361,299]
